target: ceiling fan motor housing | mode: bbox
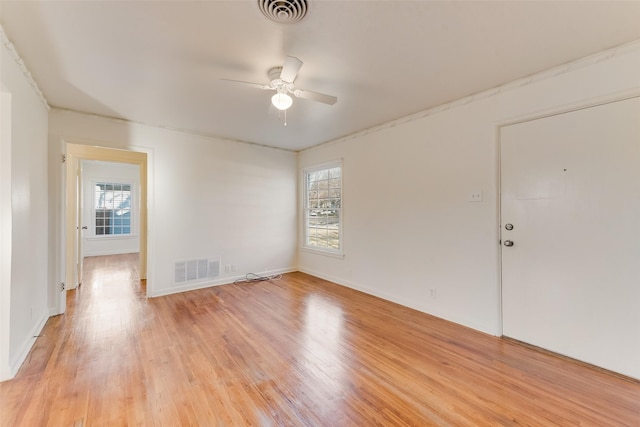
[267,67,294,93]
[268,67,283,82]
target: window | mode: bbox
[304,162,342,253]
[94,182,132,236]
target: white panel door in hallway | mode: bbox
[500,96,640,380]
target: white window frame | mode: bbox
[302,160,344,258]
[91,180,135,239]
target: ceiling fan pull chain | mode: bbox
[284,109,287,127]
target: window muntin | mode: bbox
[304,164,341,252]
[94,182,132,236]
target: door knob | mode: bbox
[505,223,514,230]
[504,240,514,247]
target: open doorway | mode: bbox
[78,160,140,270]
[77,160,140,288]
[63,143,148,314]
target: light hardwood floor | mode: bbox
[1,253,639,426]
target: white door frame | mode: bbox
[0,90,13,381]
[75,161,83,289]
[62,142,148,313]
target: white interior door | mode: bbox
[500,96,640,380]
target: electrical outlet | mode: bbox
[231,264,237,273]
[469,191,483,202]
[429,288,438,299]
[224,265,230,273]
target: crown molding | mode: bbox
[0,25,50,111]
[303,38,640,153]
[50,107,296,153]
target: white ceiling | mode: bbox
[2,1,640,151]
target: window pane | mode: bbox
[95,186,103,208]
[305,165,341,251]
[328,220,339,244]
[94,183,132,236]
[308,216,323,227]
[315,216,329,226]
[311,228,328,247]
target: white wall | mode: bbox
[81,161,140,257]
[298,41,640,335]
[48,112,298,298]
[1,29,50,380]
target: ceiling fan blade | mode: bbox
[280,56,303,83]
[220,79,272,90]
[293,89,338,105]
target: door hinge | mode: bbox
[62,154,66,163]
[60,282,66,291]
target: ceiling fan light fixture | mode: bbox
[271,91,293,110]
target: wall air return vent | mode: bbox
[174,257,220,285]
[258,0,308,24]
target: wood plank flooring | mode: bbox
[1,253,639,426]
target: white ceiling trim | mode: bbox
[302,38,640,154]
[51,107,296,153]
[0,25,49,111]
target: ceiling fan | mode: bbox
[221,56,337,113]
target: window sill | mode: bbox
[86,235,138,241]
[300,246,345,259]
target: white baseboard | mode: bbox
[297,266,498,336]
[7,311,50,380]
[0,365,11,382]
[149,266,297,298]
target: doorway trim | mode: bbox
[64,142,148,310]
[1,90,13,381]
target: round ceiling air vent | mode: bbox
[258,0,308,24]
